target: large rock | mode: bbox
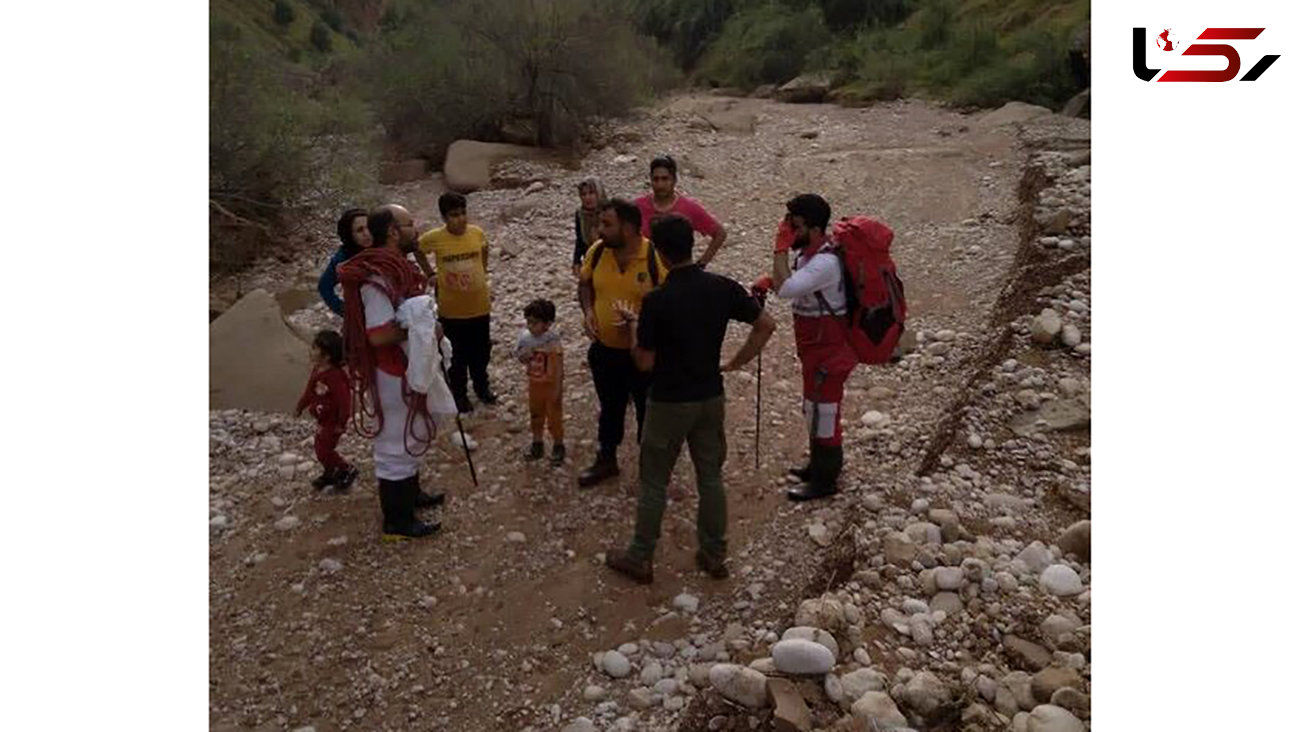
[443,140,551,193]
[1061,88,1090,118]
[772,639,835,675]
[884,532,918,566]
[1030,309,1062,345]
[901,671,952,719]
[795,597,846,633]
[850,691,907,728]
[709,663,769,708]
[976,101,1053,130]
[776,72,835,103]
[1004,635,1053,671]
[782,626,840,659]
[839,668,888,701]
[1031,667,1084,703]
[1056,520,1091,561]
[669,97,759,134]
[767,677,813,732]
[601,650,631,678]
[1039,565,1084,596]
[1026,704,1085,732]
[209,289,311,413]
[1011,399,1090,437]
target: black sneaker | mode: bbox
[476,390,499,406]
[605,549,654,584]
[381,519,440,542]
[333,466,359,492]
[578,455,619,488]
[524,441,544,461]
[695,550,730,579]
[311,469,334,491]
[454,394,473,414]
[550,443,566,467]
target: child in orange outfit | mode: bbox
[514,299,565,466]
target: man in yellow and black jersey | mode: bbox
[417,192,497,413]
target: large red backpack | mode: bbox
[815,216,907,365]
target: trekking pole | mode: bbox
[434,334,478,487]
[750,288,768,470]
[755,350,762,470]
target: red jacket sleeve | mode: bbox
[296,373,319,414]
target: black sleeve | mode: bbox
[637,292,660,351]
[573,209,585,267]
[727,278,762,324]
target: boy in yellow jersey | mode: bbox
[416,192,497,413]
[576,198,667,487]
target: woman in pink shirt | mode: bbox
[634,154,728,269]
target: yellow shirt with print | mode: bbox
[579,237,666,349]
[418,224,491,319]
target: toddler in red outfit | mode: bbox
[296,330,358,491]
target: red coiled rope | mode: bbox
[337,248,436,456]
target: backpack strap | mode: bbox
[590,242,605,271]
[647,242,659,286]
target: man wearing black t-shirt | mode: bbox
[605,214,776,584]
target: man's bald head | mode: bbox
[368,204,416,252]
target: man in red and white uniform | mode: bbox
[760,194,856,502]
[338,204,444,540]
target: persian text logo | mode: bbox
[1133,27,1281,81]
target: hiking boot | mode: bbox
[333,466,359,492]
[695,550,730,579]
[578,454,619,488]
[454,394,473,414]
[786,482,839,502]
[524,441,544,461]
[605,549,653,584]
[786,444,843,502]
[476,389,499,406]
[381,519,440,542]
[311,469,334,491]
[787,463,812,482]
[550,443,566,467]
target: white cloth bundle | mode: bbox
[395,295,459,427]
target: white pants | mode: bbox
[373,371,431,481]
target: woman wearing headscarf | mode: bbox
[572,177,606,277]
[318,208,373,316]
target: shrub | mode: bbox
[210,20,372,271]
[310,20,332,53]
[631,0,737,69]
[696,1,828,89]
[272,0,294,27]
[359,0,677,157]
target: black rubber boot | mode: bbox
[786,444,842,502]
[378,478,401,525]
[382,477,439,541]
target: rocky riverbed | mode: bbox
[209,94,1089,731]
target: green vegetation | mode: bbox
[633,0,1089,108]
[209,0,1088,271]
[209,17,372,271]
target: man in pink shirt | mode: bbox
[634,155,728,269]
